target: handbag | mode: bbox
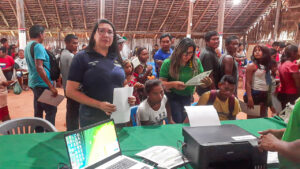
[13,81,22,95]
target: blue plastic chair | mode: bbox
[191,102,197,106]
[130,106,138,126]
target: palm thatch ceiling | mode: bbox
[0,0,273,39]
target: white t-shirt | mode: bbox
[15,57,28,70]
[137,95,168,125]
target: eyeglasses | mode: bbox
[183,51,194,56]
[97,28,114,37]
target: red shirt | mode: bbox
[0,55,14,70]
[278,61,299,94]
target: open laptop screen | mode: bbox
[65,120,120,169]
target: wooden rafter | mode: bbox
[124,0,132,31]
[112,0,115,23]
[179,0,200,32]
[7,0,17,18]
[168,0,186,30]
[0,10,9,27]
[157,0,175,32]
[65,0,73,29]
[37,0,49,28]
[227,0,253,29]
[147,0,159,31]
[53,0,62,28]
[192,0,213,31]
[135,0,145,31]
[241,0,265,26]
[24,0,33,26]
[80,0,87,29]
[203,8,219,32]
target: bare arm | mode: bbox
[66,80,116,115]
[35,59,57,96]
[223,56,234,75]
[245,63,256,108]
[159,77,185,91]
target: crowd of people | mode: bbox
[1,18,300,167]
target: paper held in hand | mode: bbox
[111,87,133,124]
[37,89,64,107]
[185,70,212,86]
[239,100,260,117]
[185,105,221,127]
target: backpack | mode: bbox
[30,42,60,81]
[207,90,235,120]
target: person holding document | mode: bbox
[159,38,212,123]
[66,19,135,128]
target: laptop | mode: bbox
[64,119,154,169]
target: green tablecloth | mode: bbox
[0,117,286,169]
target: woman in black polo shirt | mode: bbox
[66,19,135,127]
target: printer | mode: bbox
[182,124,267,169]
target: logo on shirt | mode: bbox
[88,61,99,66]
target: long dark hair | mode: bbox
[169,38,198,80]
[281,45,298,63]
[87,19,122,63]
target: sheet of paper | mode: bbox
[37,89,64,107]
[267,151,279,164]
[185,70,212,86]
[185,105,220,127]
[111,87,133,124]
[239,100,260,116]
[136,146,188,169]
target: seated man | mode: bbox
[14,49,29,90]
[259,98,300,168]
[197,75,241,120]
[137,79,173,126]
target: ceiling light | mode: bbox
[233,0,241,5]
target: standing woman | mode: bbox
[159,38,212,123]
[277,45,300,109]
[66,19,135,127]
[244,45,272,118]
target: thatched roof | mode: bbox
[0,0,273,39]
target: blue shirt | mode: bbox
[25,41,51,88]
[154,48,173,61]
[68,49,125,127]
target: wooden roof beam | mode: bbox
[112,0,115,23]
[65,0,73,29]
[179,0,200,32]
[241,0,265,26]
[80,0,87,29]
[169,0,186,30]
[53,0,62,28]
[24,0,33,26]
[37,0,49,28]
[135,0,145,31]
[227,0,253,30]
[124,0,132,31]
[157,0,175,32]
[147,0,159,31]
[192,0,213,31]
[8,0,17,19]
[0,10,10,27]
[203,8,219,32]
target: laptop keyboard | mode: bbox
[106,158,137,169]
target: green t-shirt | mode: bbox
[159,58,204,96]
[279,99,300,169]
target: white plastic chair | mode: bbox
[0,117,57,135]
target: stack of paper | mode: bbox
[185,105,221,127]
[111,87,133,124]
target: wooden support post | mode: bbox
[100,0,105,19]
[217,0,225,51]
[273,0,281,40]
[16,0,26,49]
[186,0,194,38]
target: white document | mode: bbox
[232,135,256,141]
[37,89,64,107]
[239,100,260,117]
[185,70,212,86]
[111,87,133,124]
[185,105,221,127]
[267,151,279,164]
[136,146,188,169]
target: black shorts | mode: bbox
[243,89,268,105]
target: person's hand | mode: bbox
[98,101,116,115]
[128,96,136,106]
[169,118,176,124]
[146,65,153,72]
[247,97,254,109]
[172,81,186,90]
[49,86,58,97]
[134,82,144,89]
[258,133,282,152]
[199,77,212,88]
[259,129,284,139]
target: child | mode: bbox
[137,79,173,125]
[0,69,13,122]
[268,59,280,116]
[123,59,144,105]
[197,75,241,120]
[132,47,154,84]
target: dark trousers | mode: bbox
[32,87,57,131]
[277,93,299,110]
[166,92,191,123]
[66,97,80,131]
